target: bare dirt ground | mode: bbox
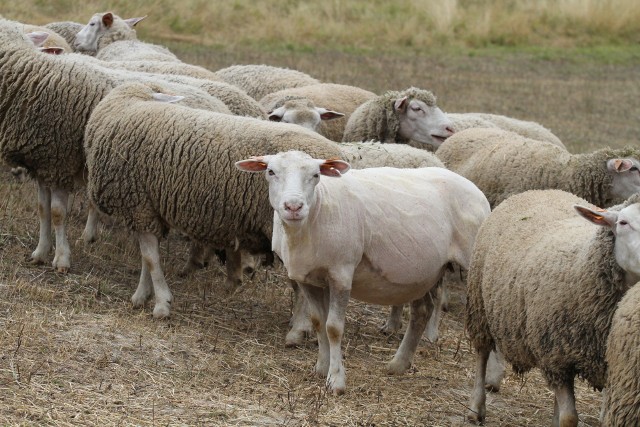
[2,49,638,426]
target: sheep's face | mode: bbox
[235,151,350,225]
[608,158,640,200]
[268,100,344,133]
[74,12,112,52]
[395,98,454,148]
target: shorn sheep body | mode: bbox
[260,83,376,141]
[466,189,640,426]
[236,151,490,394]
[602,281,640,426]
[84,82,343,319]
[446,112,565,148]
[0,18,230,273]
[436,128,640,208]
[342,87,454,149]
[214,64,320,101]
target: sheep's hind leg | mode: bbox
[485,350,506,392]
[30,179,52,265]
[424,280,444,343]
[388,290,432,374]
[467,346,490,424]
[324,284,350,395]
[224,247,243,290]
[380,305,403,334]
[50,187,71,273]
[552,379,578,427]
[82,200,99,244]
[131,252,153,308]
[138,232,173,318]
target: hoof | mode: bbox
[153,304,171,319]
[379,322,401,335]
[56,266,69,274]
[131,293,149,308]
[485,383,500,393]
[28,257,46,266]
[387,358,411,375]
[285,331,304,348]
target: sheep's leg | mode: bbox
[50,187,71,273]
[485,350,506,392]
[324,284,350,395]
[380,305,403,334]
[131,254,153,307]
[299,284,330,378]
[425,281,444,343]
[82,200,99,244]
[388,290,432,374]
[30,180,52,264]
[285,280,314,347]
[224,246,243,290]
[138,232,173,319]
[467,346,491,424]
[552,380,578,427]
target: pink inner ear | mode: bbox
[102,13,114,28]
[236,159,267,172]
[394,96,408,112]
[616,159,632,172]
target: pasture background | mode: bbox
[1,1,639,425]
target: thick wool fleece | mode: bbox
[436,127,640,208]
[45,21,84,50]
[85,83,342,253]
[602,281,640,426]
[342,87,438,144]
[340,142,444,169]
[260,83,376,141]
[214,64,320,101]
[466,190,639,390]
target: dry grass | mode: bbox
[2,15,640,425]
[3,0,640,50]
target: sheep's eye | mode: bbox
[619,220,629,226]
[630,166,638,172]
[313,173,319,178]
[90,23,95,26]
[268,169,275,176]
[411,106,422,112]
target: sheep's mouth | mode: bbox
[431,134,449,144]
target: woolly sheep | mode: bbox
[0,18,231,273]
[446,112,565,148]
[466,189,640,425]
[214,64,320,101]
[73,12,146,55]
[236,150,490,394]
[84,82,343,318]
[260,84,376,141]
[44,21,84,50]
[601,281,640,426]
[436,127,640,208]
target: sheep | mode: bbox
[22,25,70,52]
[84,82,344,318]
[73,12,146,55]
[0,18,231,273]
[213,64,320,101]
[260,83,376,141]
[236,150,490,394]
[44,21,84,50]
[601,281,640,426]
[436,127,640,209]
[342,87,455,149]
[466,189,640,426]
[447,112,565,148]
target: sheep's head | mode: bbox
[236,151,350,225]
[607,155,640,201]
[74,12,146,53]
[268,97,344,133]
[392,88,454,148]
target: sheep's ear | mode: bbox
[236,157,269,172]
[102,12,114,28]
[26,31,49,47]
[39,46,65,55]
[608,159,634,173]
[152,93,184,103]
[574,205,618,227]
[394,96,409,112]
[124,16,147,27]
[319,159,350,177]
[268,107,285,122]
[317,108,345,121]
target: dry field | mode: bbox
[1,46,639,426]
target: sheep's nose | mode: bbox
[445,126,455,135]
[284,202,303,213]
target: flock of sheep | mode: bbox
[1,11,639,426]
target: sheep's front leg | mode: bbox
[180,241,208,277]
[299,284,330,377]
[138,232,173,318]
[388,290,432,374]
[285,280,314,347]
[131,252,153,308]
[467,346,491,424]
[485,350,506,392]
[50,187,71,273]
[425,280,444,342]
[30,180,52,264]
[380,305,403,334]
[224,246,243,290]
[82,200,99,244]
[324,284,350,395]
[552,380,578,427]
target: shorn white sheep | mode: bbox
[466,189,640,426]
[436,127,640,208]
[73,12,147,57]
[236,151,490,394]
